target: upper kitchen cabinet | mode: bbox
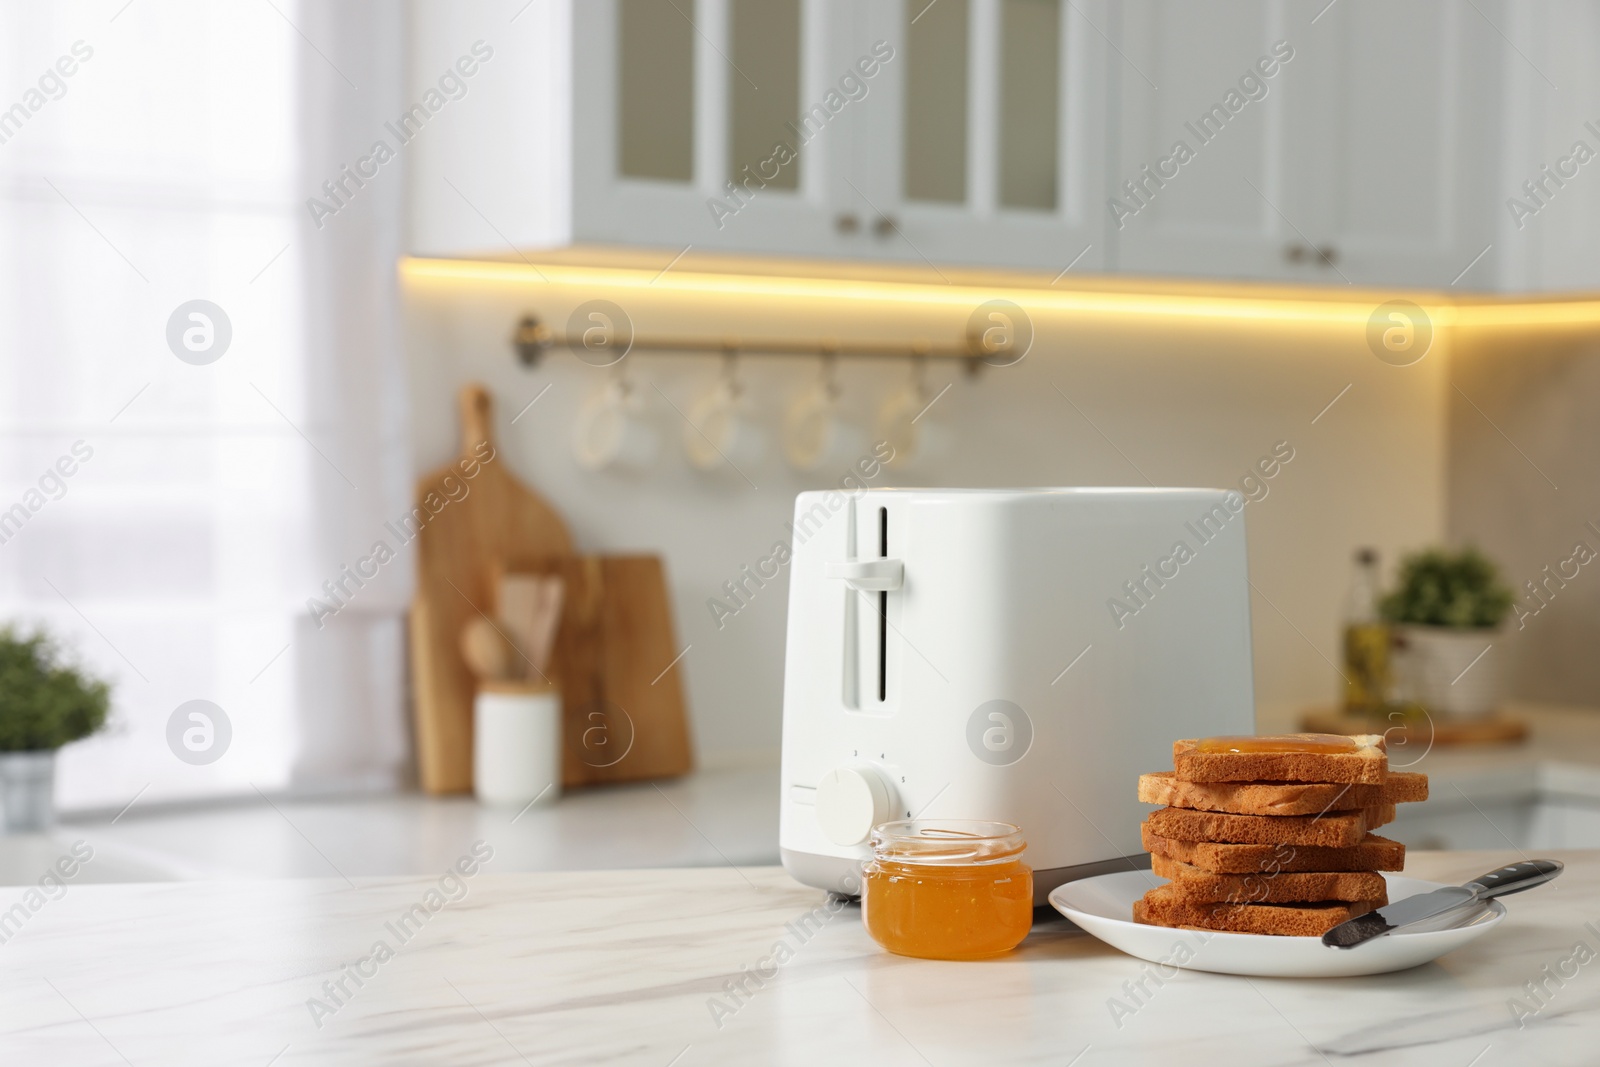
[567,0,873,260]
[409,0,1524,288]
[1289,0,1506,290]
[407,0,1108,271]
[1109,0,1505,288]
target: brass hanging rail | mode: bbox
[510,314,1010,371]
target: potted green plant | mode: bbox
[0,629,110,832]
[1380,547,1513,718]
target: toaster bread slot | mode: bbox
[878,505,888,704]
[843,500,858,709]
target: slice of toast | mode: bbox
[1138,770,1428,816]
[1151,854,1388,904]
[1172,734,1387,785]
[1142,826,1406,873]
[1134,884,1386,936]
[1383,771,1429,803]
[1144,805,1385,848]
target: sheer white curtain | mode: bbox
[0,1,412,808]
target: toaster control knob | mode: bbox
[815,767,895,846]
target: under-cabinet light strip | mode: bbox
[401,256,1600,332]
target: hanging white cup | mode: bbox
[875,377,948,470]
[783,380,867,473]
[684,377,766,475]
[572,379,658,474]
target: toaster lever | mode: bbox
[826,558,903,591]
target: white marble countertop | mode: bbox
[1,850,1594,1066]
[8,764,780,886]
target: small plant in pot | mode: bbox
[0,629,110,832]
[1380,547,1513,718]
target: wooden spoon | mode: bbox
[527,576,565,677]
[460,616,520,681]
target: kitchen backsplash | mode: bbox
[1450,330,1600,708]
[403,271,1448,763]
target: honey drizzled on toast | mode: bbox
[1194,733,1359,755]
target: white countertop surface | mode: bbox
[11,764,780,886]
[0,850,1594,1065]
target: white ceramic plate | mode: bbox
[1048,871,1506,978]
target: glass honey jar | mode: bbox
[862,820,1032,961]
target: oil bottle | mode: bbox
[1342,547,1391,715]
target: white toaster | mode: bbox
[778,487,1256,903]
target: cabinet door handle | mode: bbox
[835,213,860,234]
[873,214,899,238]
[1282,242,1338,266]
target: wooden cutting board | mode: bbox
[1299,707,1528,746]
[495,555,694,787]
[410,384,573,794]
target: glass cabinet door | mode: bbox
[618,0,807,194]
[901,0,1062,212]
[600,0,847,256]
[856,0,1102,270]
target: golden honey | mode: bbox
[1195,733,1359,755]
[862,821,1032,961]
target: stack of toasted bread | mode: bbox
[1132,734,1428,936]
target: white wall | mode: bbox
[402,266,1447,763]
[1449,327,1600,706]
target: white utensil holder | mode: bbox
[474,682,563,807]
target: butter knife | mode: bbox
[1322,859,1563,949]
